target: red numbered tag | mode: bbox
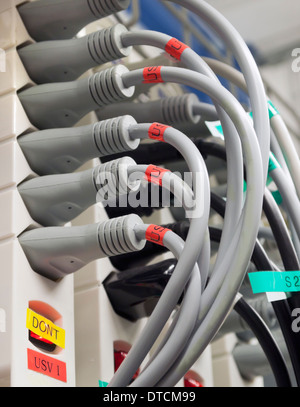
[145,164,170,186]
[143,66,164,83]
[165,38,189,60]
[148,122,170,142]
[146,224,170,246]
[27,348,67,383]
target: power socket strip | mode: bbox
[0,0,75,387]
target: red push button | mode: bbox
[184,370,204,387]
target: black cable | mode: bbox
[263,188,300,280]
[211,191,300,387]
[210,193,273,272]
[202,206,292,387]
[234,296,292,387]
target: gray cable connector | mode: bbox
[96,93,201,126]
[18,0,131,41]
[19,214,146,281]
[18,24,132,84]
[18,157,139,226]
[18,65,135,129]
[18,115,139,175]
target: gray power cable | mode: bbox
[270,167,300,240]
[130,226,201,387]
[202,56,300,199]
[201,58,300,238]
[129,162,210,291]
[108,66,263,386]
[200,56,300,256]
[125,67,264,387]
[107,128,210,386]
[270,129,295,185]
[271,115,300,199]
[107,122,211,387]
[164,0,270,184]
[128,123,210,290]
[192,100,219,121]
[120,28,245,296]
[121,30,245,242]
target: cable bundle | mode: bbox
[16,0,300,388]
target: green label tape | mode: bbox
[205,102,279,139]
[249,271,300,294]
[205,110,282,204]
[99,380,108,387]
[204,120,224,140]
[271,190,283,205]
[267,152,282,204]
[268,100,280,119]
[268,152,281,174]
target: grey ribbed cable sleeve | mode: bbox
[19,214,145,281]
[18,65,135,129]
[18,0,130,41]
[18,115,139,175]
[18,24,132,83]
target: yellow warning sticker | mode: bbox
[26,308,65,349]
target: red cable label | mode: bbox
[148,122,170,142]
[143,66,164,83]
[146,224,170,246]
[145,164,170,186]
[165,38,189,60]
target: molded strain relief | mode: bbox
[89,65,134,107]
[87,24,132,65]
[95,93,201,126]
[18,65,135,129]
[161,93,201,125]
[17,23,133,84]
[19,214,146,280]
[94,156,140,201]
[97,214,146,257]
[87,0,131,18]
[94,115,139,156]
[18,0,131,42]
